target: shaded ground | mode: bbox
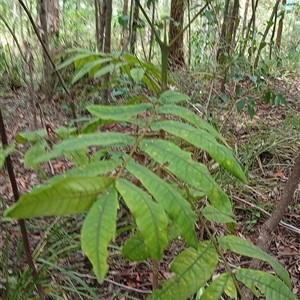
[1,74,300,299]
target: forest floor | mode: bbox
[1,72,300,299]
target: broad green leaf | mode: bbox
[0,144,14,168]
[202,206,236,224]
[16,129,47,143]
[200,273,237,300]
[125,159,197,248]
[116,179,168,261]
[55,126,77,139]
[235,269,296,300]
[140,139,233,215]
[122,231,150,261]
[80,118,111,134]
[24,139,47,169]
[157,104,228,146]
[87,103,153,121]
[56,53,99,70]
[236,99,245,112]
[4,177,114,219]
[219,235,291,287]
[148,242,218,300]
[33,132,135,164]
[81,186,118,283]
[47,159,121,185]
[151,120,246,183]
[64,148,89,166]
[130,68,145,82]
[71,57,114,84]
[159,90,190,104]
[93,62,126,79]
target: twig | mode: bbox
[232,195,300,235]
[71,272,152,294]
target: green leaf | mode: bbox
[159,90,190,104]
[16,129,47,143]
[56,52,97,71]
[130,68,145,82]
[200,273,237,300]
[0,144,14,169]
[157,104,228,146]
[122,231,150,261]
[64,148,89,166]
[125,159,197,248]
[235,269,296,300]
[236,99,245,112]
[202,206,236,224]
[151,120,246,183]
[219,235,291,287]
[24,139,47,169]
[47,159,121,185]
[33,132,135,164]
[148,242,218,300]
[81,186,118,283]
[116,179,168,261]
[4,177,114,219]
[87,103,153,121]
[140,139,233,215]
[247,104,255,120]
[72,58,114,83]
[93,62,126,79]
[55,126,77,139]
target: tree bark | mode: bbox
[169,0,185,69]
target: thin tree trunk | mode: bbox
[102,0,112,104]
[169,0,185,69]
[121,0,129,50]
[254,0,281,67]
[275,0,286,52]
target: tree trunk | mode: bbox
[38,0,52,96]
[275,0,286,52]
[121,0,129,50]
[129,0,139,55]
[100,0,112,104]
[169,0,185,69]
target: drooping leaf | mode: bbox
[157,104,228,146]
[200,273,237,300]
[64,148,89,166]
[125,159,197,248]
[151,120,246,183]
[116,179,168,261]
[0,144,15,169]
[202,205,236,224]
[219,235,291,287]
[159,90,190,104]
[148,242,218,300]
[81,186,118,283]
[87,103,153,121]
[33,132,135,164]
[4,177,114,219]
[140,139,233,215]
[235,269,296,300]
[122,230,150,261]
[16,129,47,143]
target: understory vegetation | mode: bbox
[1,0,300,299]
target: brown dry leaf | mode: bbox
[53,161,64,170]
